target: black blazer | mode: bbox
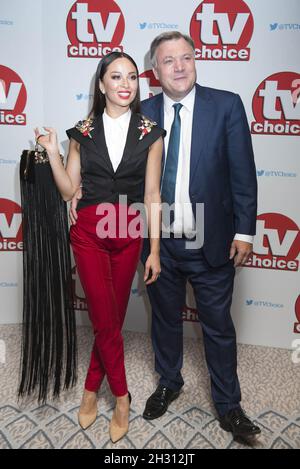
[66,112,165,209]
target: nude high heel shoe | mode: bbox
[109,392,131,443]
[78,390,98,430]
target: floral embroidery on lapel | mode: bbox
[75,118,94,138]
[138,115,157,141]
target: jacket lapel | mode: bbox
[91,114,114,173]
[147,93,164,128]
[149,94,165,167]
[117,113,141,170]
[91,112,142,174]
[189,84,213,187]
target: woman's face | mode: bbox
[100,57,138,115]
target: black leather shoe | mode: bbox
[219,408,261,437]
[143,385,180,420]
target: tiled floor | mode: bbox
[0,325,299,449]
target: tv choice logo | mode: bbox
[245,213,300,272]
[182,288,199,323]
[0,158,18,165]
[294,295,300,334]
[190,0,253,61]
[138,22,178,30]
[256,169,297,178]
[270,23,300,31]
[0,198,23,251]
[251,72,300,136]
[182,305,198,322]
[66,0,124,58]
[139,70,161,99]
[71,265,88,311]
[0,282,18,288]
[0,19,13,26]
[0,65,27,125]
[75,93,93,101]
[245,299,283,308]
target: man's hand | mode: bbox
[229,240,253,267]
[69,187,82,225]
[144,252,161,285]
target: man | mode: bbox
[70,31,260,438]
[140,32,260,439]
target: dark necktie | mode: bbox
[161,103,183,205]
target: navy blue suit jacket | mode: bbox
[141,83,257,267]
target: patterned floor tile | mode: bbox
[21,430,54,449]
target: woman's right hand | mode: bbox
[69,187,82,225]
[34,127,59,157]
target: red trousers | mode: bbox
[70,204,142,396]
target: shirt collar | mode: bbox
[163,86,196,115]
[103,108,131,128]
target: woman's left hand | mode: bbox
[34,127,59,157]
[144,252,161,285]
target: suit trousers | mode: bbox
[70,204,142,396]
[144,236,242,417]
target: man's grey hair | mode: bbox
[150,31,195,67]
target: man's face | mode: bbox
[153,38,196,101]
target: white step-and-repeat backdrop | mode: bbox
[0,0,299,349]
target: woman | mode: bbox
[35,52,164,443]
